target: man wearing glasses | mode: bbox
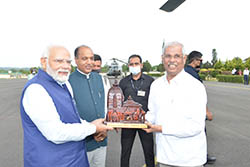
[20,45,112,167]
[185,51,216,165]
[184,51,203,82]
[119,54,155,167]
[144,42,207,167]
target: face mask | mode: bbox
[129,66,141,75]
[92,69,101,73]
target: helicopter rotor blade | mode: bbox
[160,0,186,12]
[110,58,128,65]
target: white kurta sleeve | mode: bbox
[22,83,96,144]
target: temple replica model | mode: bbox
[105,80,147,128]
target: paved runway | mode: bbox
[205,81,250,167]
[0,79,250,167]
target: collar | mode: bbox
[77,68,91,79]
[165,69,186,85]
[129,73,145,81]
[56,81,63,87]
[186,65,199,73]
[38,69,65,87]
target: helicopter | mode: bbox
[107,58,127,77]
[105,0,185,78]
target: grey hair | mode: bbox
[41,45,66,59]
[41,45,51,59]
[40,46,50,69]
[40,45,65,69]
[162,41,185,56]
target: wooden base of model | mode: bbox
[105,122,147,129]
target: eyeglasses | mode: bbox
[163,54,183,60]
[53,59,72,65]
[129,62,140,66]
[195,58,203,62]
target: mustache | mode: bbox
[57,69,70,73]
[85,65,92,68]
[168,62,177,66]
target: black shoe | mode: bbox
[206,155,216,164]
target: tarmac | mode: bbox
[0,79,250,167]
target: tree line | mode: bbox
[2,48,249,75]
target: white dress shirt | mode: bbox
[22,81,96,144]
[243,69,249,75]
[146,70,207,166]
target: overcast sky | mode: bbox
[1,0,250,67]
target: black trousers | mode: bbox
[120,128,155,167]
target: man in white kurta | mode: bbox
[145,41,207,167]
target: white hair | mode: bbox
[40,45,66,69]
[41,45,66,58]
[41,45,70,84]
[162,41,185,56]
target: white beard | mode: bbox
[46,62,70,84]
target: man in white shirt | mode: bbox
[232,68,237,75]
[27,68,36,80]
[93,53,111,111]
[144,41,207,167]
[20,45,112,167]
[243,67,249,85]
